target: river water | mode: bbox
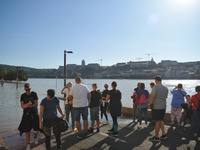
[0,78,199,133]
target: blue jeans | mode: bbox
[138,108,148,125]
[192,109,200,137]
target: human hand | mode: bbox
[39,123,43,129]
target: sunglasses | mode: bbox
[25,89,31,91]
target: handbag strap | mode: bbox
[178,90,185,97]
[194,95,200,108]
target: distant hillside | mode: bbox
[0,64,58,78]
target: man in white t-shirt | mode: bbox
[68,77,90,138]
[61,82,76,131]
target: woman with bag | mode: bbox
[39,89,65,150]
[136,82,149,128]
[170,83,187,126]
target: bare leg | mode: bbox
[25,132,30,144]
[160,121,165,135]
[76,121,81,134]
[96,120,99,128]
[83,120,88,133]
[155,122,160,138]
[91,120,95,128]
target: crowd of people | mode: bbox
[18,75,200,150]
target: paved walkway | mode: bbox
[1,116,200,150]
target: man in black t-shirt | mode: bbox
[88,83,102,133]
[18,83,39,150]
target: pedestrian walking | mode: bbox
[18,83,40,150]
[39,89,65,150]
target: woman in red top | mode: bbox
[188,85,200,141]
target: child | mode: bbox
[131,88,138,122]
[88,83,102,133]
[181,94,192,127]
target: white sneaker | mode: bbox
[100,119,103,123]
[181,122,184,126]
[184,124,191,128]
[138,124,142,128]
[34,137,38,144]
[26,144,30,150]
[144,124,148,128]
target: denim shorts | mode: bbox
[73,106,88,121]
[90,107,99,121]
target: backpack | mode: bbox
[139,91,148,104]
[194,95,200,112]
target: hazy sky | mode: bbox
[0,0,200,69]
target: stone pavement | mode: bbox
[1,116,200,150]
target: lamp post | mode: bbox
[64,50,73,86]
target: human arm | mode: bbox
[28,99,38,108]
[87,92,91,106]
[106,94,110,101]
[61,86,67,94]
[39,105,44,129]
[148,94,155,109]
[20,101,32,109]
[57,103,65,118]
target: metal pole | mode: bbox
[64,50,66,86]
[16,67,19,89]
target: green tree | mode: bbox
[18,69,28,81]
[5,69,15,80]
[0,68,7,79]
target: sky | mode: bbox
[0,0,200,69]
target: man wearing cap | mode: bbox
[18,83,39,150]
[61,82,76,131]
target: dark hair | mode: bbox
[47,89,55,98]
[140,82,145,89]
[104,84,108,88]
[137,82,141,87]
[155,75,162,82]
[196,85,200,92]
[178,84,183,89]
[112,81,117,92]
[92,83,97,88]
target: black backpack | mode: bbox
[194,95,200,112]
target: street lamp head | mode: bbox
[64,50,73,54]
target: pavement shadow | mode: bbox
[86,122,154,150]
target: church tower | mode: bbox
[82,60,85,66]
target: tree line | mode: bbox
[0,68,28,81]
